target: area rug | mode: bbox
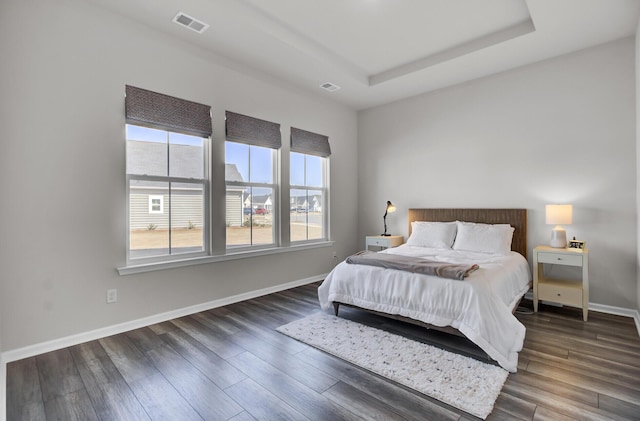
[276,312,508,419]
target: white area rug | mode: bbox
[276,312,508,419]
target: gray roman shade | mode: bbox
[125,85,212,137]
[290,127,331,157]
[225,111,281,149]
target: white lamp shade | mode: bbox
[546,204,572,248]
[545,204,572,225]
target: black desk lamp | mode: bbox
[382,200,396,236]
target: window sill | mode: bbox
[117,241,335,275]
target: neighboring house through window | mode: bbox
[224,111,281,249]
[290,127,330,242]
[121,86,331,273]
[125,85,211,263]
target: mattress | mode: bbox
[318,244,532,372]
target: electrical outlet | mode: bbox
[106,289,117,304]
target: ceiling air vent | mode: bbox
[320,82,341,92]
[172,12,209,34]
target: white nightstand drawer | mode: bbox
[369,238,390,247]
[538,281,583,307]
[365,235,404,251]
[537,252,583,267]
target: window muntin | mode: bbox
[290,152,327,242]
[225,141,276,248]
[126,125,208,262]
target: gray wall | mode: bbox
[0,0,359,351]
[358,38,637,309]
[1,0,637,356]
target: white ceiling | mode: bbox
[88,0,640,110]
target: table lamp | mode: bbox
[382,200,396,236]
[546,204,572,248]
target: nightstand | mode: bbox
[365,235,404,251]
[533,245,589,321]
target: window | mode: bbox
[290,127,331,242]
[126,126,208,261]
[120,86,333,274]
[125,86,211,263]
[148,195,164,214]
[224,111,281,249]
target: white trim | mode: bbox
[1,274,325,365]
[118,240,334,275]
[588,302,639,318]
[0,353,5,421]
[525,291,640,336]
[1,283,636,418]
[589,303,640,336]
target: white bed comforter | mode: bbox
[318,245,531,372]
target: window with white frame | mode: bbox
[148,195,164,214]
[120,87,334,274]
[290,127,330,242]
[125,85,211,263]
[224,111,280,249]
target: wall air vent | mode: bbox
[320,82,341,92]
[172,12,209,34]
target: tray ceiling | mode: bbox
[87,0,640,110]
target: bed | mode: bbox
[318,208,531,372]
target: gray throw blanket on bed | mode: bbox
[345,250,479,280]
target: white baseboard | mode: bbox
[0,274,324,421]
[1,274,325,365]
[1,276,637,421]
[523,291,640,336]
[0,354,5,421]
[589,303,640,337]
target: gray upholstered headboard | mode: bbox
[407,208,528,260]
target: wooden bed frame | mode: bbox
[332,208,529,338]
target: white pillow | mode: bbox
[406,221,457,249]
[452,221,514,255]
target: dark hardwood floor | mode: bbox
[6,282,640,420]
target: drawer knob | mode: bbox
[556,257,562,260]
[557,293,561,296]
